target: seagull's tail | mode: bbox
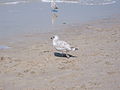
[71,47,78,51]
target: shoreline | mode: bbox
[0,14,119,42]
[0,16,120,90]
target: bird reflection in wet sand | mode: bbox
[51,12,58,24]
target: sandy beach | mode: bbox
[0,16,120,90]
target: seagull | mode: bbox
[51,0,58,10]
[51,35,78,58]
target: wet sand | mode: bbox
[0,16,120,90]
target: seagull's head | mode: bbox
[51,35,59,40]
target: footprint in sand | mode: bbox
[107,71,116,75]
[105,61,113,65]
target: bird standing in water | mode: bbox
[51,0,58,10]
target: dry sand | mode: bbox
[0,16,120,90]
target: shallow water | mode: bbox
[0,45,11,49]
[0,0,120,39]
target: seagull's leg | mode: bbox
[61,51,64,57]
[66,51,70,58]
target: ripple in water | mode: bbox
[0,0,117,5]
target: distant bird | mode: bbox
[51,35,78,58]
[51,0,58,10]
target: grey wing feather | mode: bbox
[56,40,71,50]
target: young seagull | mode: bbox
[51,35,78,58]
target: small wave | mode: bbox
[0,1,27,5]
[79,0,116,5]
[41,0,116,5]
[42,0,79,3]
[98,1,116,5]
[0,0,117,6]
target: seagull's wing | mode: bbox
[55,40,71,51]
